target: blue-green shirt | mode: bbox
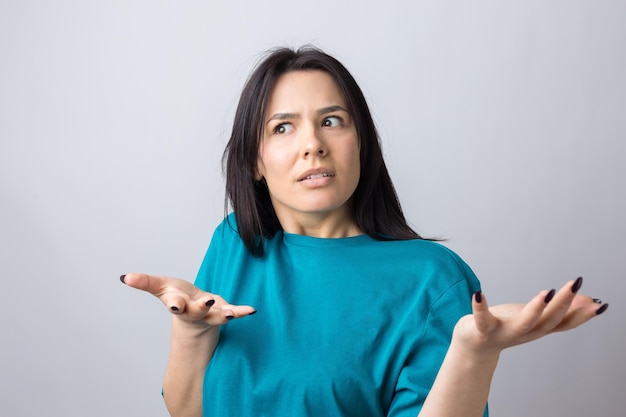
[195,214,485,416]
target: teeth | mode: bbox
[305,173,332,180]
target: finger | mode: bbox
[571,294,602,309]
[166,294,187,314]
[512,289,554,334]
[221,304,257,319]
[168,288,227,319]
[121,273,206,300]
[120,273,179,296]
[596,303,609,315]
[552,295,609,332]
[208,304,257,326]
[122,273,215,315]
[538,277,582,331]
[472,291,498,334]
[175,296,218,321]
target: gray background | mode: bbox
[1,1,624,416]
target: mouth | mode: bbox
[301,173,334,180]
[298,168,335,181]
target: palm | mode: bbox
[121,273,256,327]
[453,278,606,356]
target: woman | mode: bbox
[121,47,608,417]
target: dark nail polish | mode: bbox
[249,310,257,316]
[120,274,126,284]
[474,291,482,303]
[596,303,609,315]
[225,315,235,320]
[592,298,602,304]
[571,277,583,293]
[544,289,556,303]
[205,299,215,307]
[170,306,179,312]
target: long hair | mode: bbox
[223,46,423,256]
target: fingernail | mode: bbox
[571,277,583,293]
[170,306,179,312]
[205,299,215,307]
[596,303,609,315]
[249,310,257,316]
[592,298,602,304]
[120,274,126,284]
[474,291,482,303]
[544,289,556,303]
[225,315,235,320]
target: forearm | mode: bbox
[418,342,500,417]
[163,318,219,417]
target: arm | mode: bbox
[121,273,256,417]
[418,277,608,417]
[417,331,498,417]
[162,319,218,417]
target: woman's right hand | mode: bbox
[120,273,256,329]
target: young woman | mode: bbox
[121,47,608,417]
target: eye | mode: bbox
[273,123,293,135]
[322,116,343,128]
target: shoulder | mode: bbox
[208,213,243,245]
[201,213,247,265]
[380,238,472,271]
[195,213,249,290]
[213,212,239,234]
[376,238,481,294]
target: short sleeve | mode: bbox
[387,260,488,417]
[194,215,236,292]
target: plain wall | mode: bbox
[1,1,624,416]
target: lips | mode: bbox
[298,168,335,181]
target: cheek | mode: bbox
[257,142,280,179]
[259,141,296,174]
[257,151,283,181]
[347,142,361,178]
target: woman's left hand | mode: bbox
[453,277,608,357]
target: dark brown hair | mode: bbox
[223,46,423,256]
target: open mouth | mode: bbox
[300,173,335,181]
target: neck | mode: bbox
[277,210,362,238]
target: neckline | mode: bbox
[280,230,373,248]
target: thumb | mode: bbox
[472,291,497,334]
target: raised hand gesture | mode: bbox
[420,277,608,417]
[120,273,256,329]
[455,277,608,357]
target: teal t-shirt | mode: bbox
[195,214,486,416]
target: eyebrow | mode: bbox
[265,105,349,125]
[317,105,348,115]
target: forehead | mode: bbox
[266,70,347,113]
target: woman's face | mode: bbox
[257,70,361,236]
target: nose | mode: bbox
[302,126,327,158]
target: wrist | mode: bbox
[448,336,502,366]
[172,316,217,338]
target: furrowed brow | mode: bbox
[317,105,348,115]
